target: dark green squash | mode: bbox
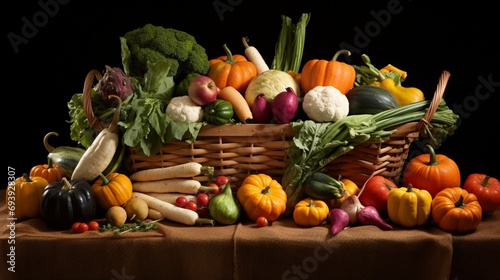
[304,172,345,200]
[40,177,97,229]
[346,85,399,115]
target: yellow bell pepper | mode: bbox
[387,183,432,228]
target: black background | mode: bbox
[5,0,499,188]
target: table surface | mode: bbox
[1,190,499,280]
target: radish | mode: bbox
[329,208,350,236]
[357,205,393,230]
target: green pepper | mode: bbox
[175,72,200,96]
[204,99,234,125]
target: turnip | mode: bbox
[340,195,364,224]
[357,205,393,230]
[329,208,350,236]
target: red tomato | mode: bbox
[196,193,210,207]
[71,222,81,233]
[88,221,100,231]
[185,201,198,212]
[358,175,397,216]
[77,223,89,233]
[256,216,269,227]
[215,175,230,187]
[463,173,500,214]
[197,207,210,218]
[209,183,221,194]
[175,196,188,208]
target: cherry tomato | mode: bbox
[77,223,89,233]
[197,207,210,218]
[215,175,230,187]
[71,222,81,233]
[88,221,100,231]
[175,196,188,208]
[256,216,269,227]
[185,201,198,212]
[196,193,210,207]
[209,183,221,194]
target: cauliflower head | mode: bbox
[166,96,204,123]
[122,24,210,82]
[302,86,349,122]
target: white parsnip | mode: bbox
[133,178,218,194]
[146,192,196,204]
[129,162,214,182]
[242,37,269,74]
[148,208,164,220]
[133,192,214,226]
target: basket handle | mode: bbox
[82,69,105,132]
[416,70,450,132]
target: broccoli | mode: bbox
[121,24,210,82]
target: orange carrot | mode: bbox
[218,86,253,123]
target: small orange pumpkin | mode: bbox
[300,49,356,95]
[208,44,258,94]
[293,198,330,227]
[91,172,133,210]
[403,144,461,198]
[30,159,66,183]
[431,187,482,234]
[236,174,287,222]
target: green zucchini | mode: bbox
[304,172,345,200]
[345,85,399,115]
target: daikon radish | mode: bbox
[130,162,214,182]
[133,178,218,194]
[146,192,196,204]
[133,192,214,226]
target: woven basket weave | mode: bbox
[126,71,449,187]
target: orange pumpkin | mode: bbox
[30,160,66,183]
[208,44,257,94]
[403,144,461,198]
[300,49,356,95]
[431,187,482,234]
[293,198,329,227]
[236,174,287,222]
[91,172,133,210]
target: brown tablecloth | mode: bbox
[1,189,499,280]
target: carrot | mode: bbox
[133,192,214,226]
[129,162,214,182]
[146,192,196,204]
[242,37,269,74]
[132,178,218,194]
[218,86,253,123]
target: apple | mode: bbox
[188,75,219,106]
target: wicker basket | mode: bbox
[126,71,449,188]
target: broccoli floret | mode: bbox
[122,24,209,82]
